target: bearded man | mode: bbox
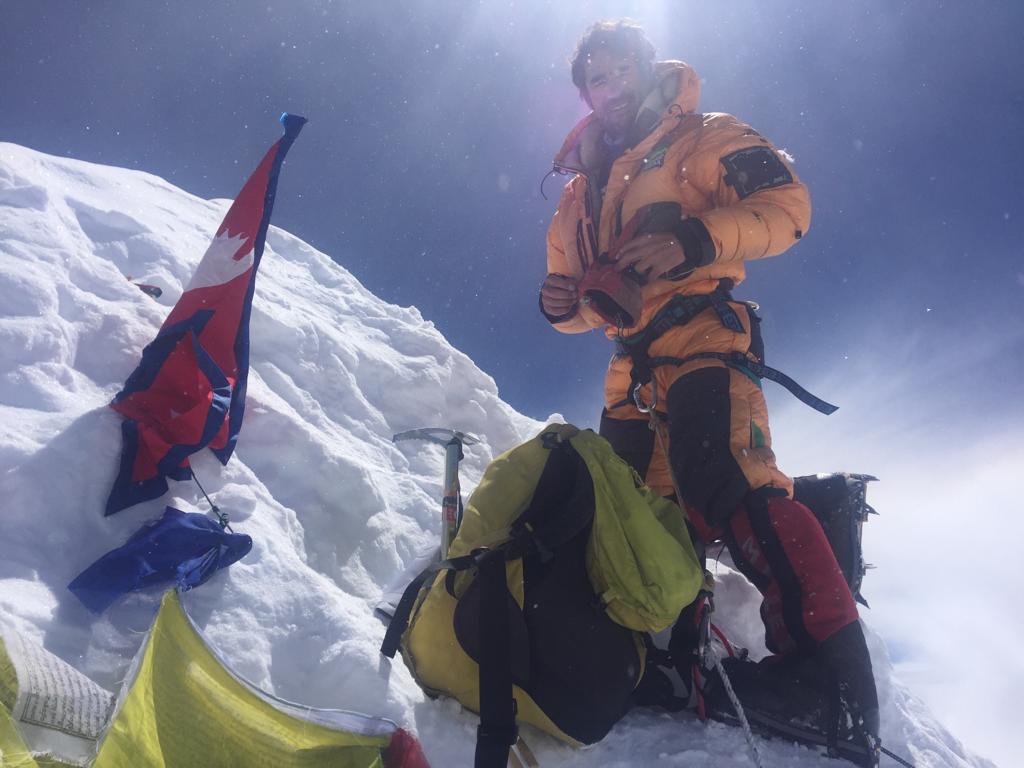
[540,18,880,750]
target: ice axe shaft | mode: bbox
[393,428,479,558]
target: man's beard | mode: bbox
[598,94,639,141]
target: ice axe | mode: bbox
[393,428,479,558]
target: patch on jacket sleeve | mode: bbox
[720,146,794,199]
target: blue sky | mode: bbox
[6,1,1020,426]
[3,1,1023,763]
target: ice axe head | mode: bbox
[392,428,479,448]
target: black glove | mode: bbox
[635,202,717,280]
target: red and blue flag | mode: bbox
[105,113,306,515]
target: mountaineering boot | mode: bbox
[817,620,880,751]
[700,652,880,768]
[702,655,831,733]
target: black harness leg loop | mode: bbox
[673,352,839,415]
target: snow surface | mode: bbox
[0,142,996,767]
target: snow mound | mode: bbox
[0,143,994,767]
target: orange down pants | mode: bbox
[602,301,791,509]
[599,301,859,654]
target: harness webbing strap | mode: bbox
[615,286,742,356]
[614,286,742,407]
[649,352,838,415]
[611,282,838,416]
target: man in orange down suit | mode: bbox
[540,19,879,743]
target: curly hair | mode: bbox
[570,19,657,92]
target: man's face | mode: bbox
[582,48,652,140]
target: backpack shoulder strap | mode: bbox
[380,552,477,658]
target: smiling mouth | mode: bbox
[607,107,631,124]
[607,98,635,117]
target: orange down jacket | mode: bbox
[544,61,812,499]
[545,60,812,338]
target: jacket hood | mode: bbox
[553,60,702,175]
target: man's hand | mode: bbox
[540,273,579,317]
[614,233,688,280]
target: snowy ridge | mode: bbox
[0,143,994,767]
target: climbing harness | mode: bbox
[620,281,838,416]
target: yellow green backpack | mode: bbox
[381,424,703,764]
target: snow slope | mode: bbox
[0,142,995,767]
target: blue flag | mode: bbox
[68,507,253,613]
